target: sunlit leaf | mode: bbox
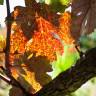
[58,12,75,44]
[0,35,6,51]
[50,44,79,79]
[60,0,71,5]
[8,1,82,95]
[26,16,64,61]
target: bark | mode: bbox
[35,47,96,96]
[5,0,11,74]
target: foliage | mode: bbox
[0,35,5,50]
[0,34,11,96]
[0,0,4,5]
[44,0,71,12]
[45,0,71,5]
[80,29,96,51]
[26,16,63,61]
[50,44,79,79]
[8,2,78,94]
[0,0,96,95]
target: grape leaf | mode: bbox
[51,44,80,79]
[71,0,96,40]
[9,1,80,95]
[0,0,4,5]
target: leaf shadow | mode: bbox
[10,52,52,93]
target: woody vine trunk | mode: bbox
[35,47,96,96]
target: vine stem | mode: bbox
[4,1,34,95]
[5,0,11,75]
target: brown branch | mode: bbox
[4,1,34,95]
[5,0,12,75]
[0,73,11,84]
[35,47,96,96]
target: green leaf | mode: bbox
[0,0,4,5]
[50,44,80,79]
[60,0,70,5]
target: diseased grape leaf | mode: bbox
[71,0,96,40]
[9,4,59,94]
[11,4,60,40]
[8,0,84,95]
[11,6,37,40]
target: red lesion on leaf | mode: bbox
[10,23,28,54]
[26,12,75,61]
[58,12,75,44]
[26,16,63,61]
